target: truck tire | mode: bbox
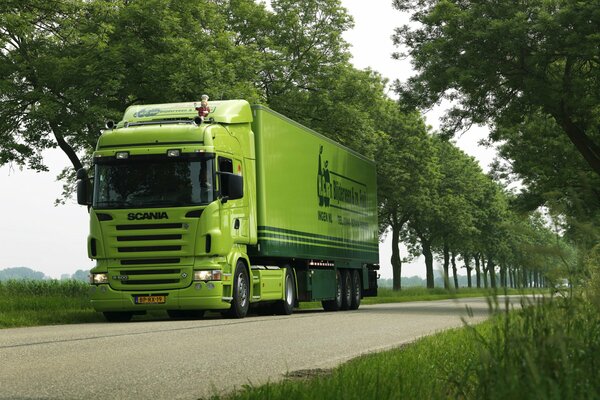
[350,269,362,310]
[322,269,343,311]
[103,311,133,322]
[341,269,352,310]
[226,260,250,318]
[274,267,296,315]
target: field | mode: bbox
[0,280,104,327]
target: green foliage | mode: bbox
[393,0,600,176]
[490,112,600,242]
[461,297,600,399]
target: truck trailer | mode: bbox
[77,100,379,321]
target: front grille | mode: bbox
[118,246,181,253]
[121,258,180,265]
[122,279,179,285]
[114,267,190,289]
[122,269,180,275]
[117,234,182,241]
[105,216,193,290]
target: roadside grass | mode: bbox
[0,280,104,328]
[1,280,546,328]
[210,294,600,400]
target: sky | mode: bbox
[0,0,495,279]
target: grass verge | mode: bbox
[0,280,104,327]
[209,294,600,400]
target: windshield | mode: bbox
[93,155,215,209]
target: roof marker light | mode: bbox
[167,149,181,157]
[115,151,129,159]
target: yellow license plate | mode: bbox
[135,295,166,304]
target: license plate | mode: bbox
[134,295,166,304]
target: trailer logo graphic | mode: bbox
[317,145,332,207]
[317,146,369,227]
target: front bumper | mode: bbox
[90,281,231,312]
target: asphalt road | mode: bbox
[0,297,513,399]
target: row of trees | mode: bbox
[376,104,569,290]
[390,0,599,289]
[1,0,592,289]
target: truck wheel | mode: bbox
[103,311,133,322]
[167,310,205,320]
[341,269,352,310]
[350,269,362,310]
[274,267,296,315]
[226,260,250,318]
[322,269,343,311]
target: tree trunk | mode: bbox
[451,252,458,289]
[464,255,472,288]
[442,241,450,289]
[499,264,506,288]
[50,122,83,171]
[553,109,600,177]
[488,257,497,289]
[421,238,434,289]
[481,254,489,289]
[390,219,402,291]
[509,267,514,289]
[474,253,481,288]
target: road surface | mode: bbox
[0,297,515,399]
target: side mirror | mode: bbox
[218,172,243,203]
[76,168,92,206]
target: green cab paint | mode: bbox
[81,100,379,321]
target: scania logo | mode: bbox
[127,212,169,220]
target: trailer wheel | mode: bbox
[274,267,296,315]
[350,269,362,310]
[322,269,343,311]
[225,260,250,318]
[341,269,352,310]
[103,311,133,322]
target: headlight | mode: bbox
[90,273,109,285]
[194,270,222,281]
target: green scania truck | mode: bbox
[77,100,379,321]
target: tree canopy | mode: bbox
[392,0,600,177]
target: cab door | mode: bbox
[218,156,249,245]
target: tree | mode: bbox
[1,0,377,185]
[376,100,436,290]
[432,140,485,289]
[0,0,262,175]
[0,267,46,280]
[490,111,600,245]
[393,0,600,177]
